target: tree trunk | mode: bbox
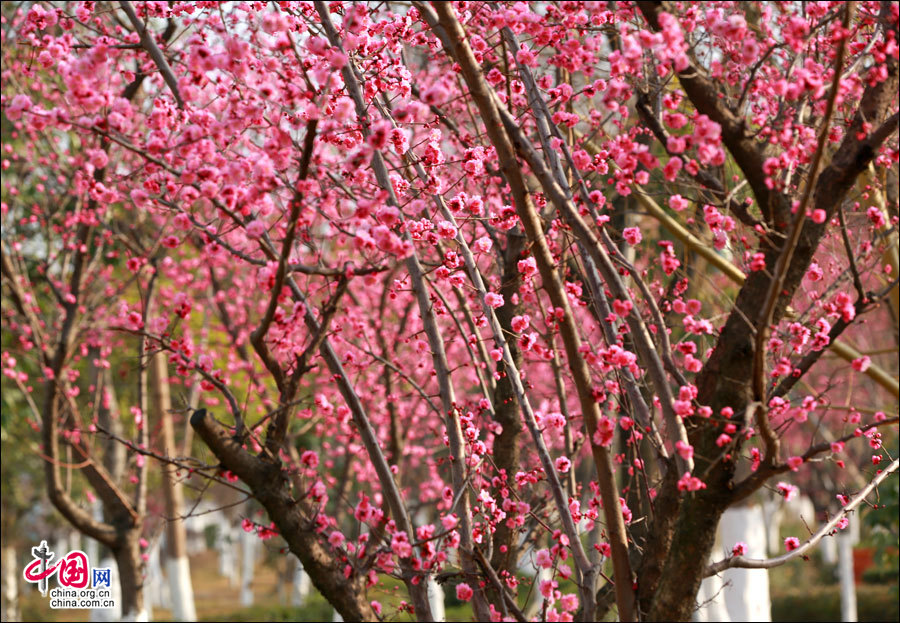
[717,505,771,621]
[149,353,197,621]
[239,524,256,607]
[1,544,19,623]
[191,410,377,621]
[112,529,146,621]
[426,575,446,622]
[838,518,858,622]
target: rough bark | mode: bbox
[190,409,377,622]
[488,232,526,579]
[634,2,899,619]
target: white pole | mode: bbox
[718,505,771,621]
[239,528,256,607]
[291,558,311,607]
[426,575,446,622]
[838,518,858,622]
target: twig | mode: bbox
[710,458,897,575]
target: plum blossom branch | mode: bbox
[752,2,855,411]
[425,4,634,619]
[710,458,898,575]
[731,415,899,501]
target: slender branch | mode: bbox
[471,547,529,623]
[118,0,185,109]
[711,458,897,575]
[251,120,318,398]
[425,4,633,619]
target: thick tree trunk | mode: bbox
[112,529,146,621]
[489,232,525,579]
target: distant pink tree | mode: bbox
[2,2,897,621]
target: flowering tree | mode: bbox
[2,1,898,621]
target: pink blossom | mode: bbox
[456,583,474,602]
[867,206,886,227]
[300,450,319,468]
[390,532,413,558]
[535,548,553,569]
[539,579,557,599]
[473,236,492,253]
[675,441,694,461]
[555,456,572,473]
[423,84,449,106]
[623,227,642,245]
[668,194,689,211]
[851,356,871,372]
[485,292,504,308]
[511,315,530,332]
[750,253,766,271]
[784,537,800,551]
[677,472,706,492]
[126,311,144,331]
[732,542,748,556]
[786,456,803,471]
[518,257,538,278]
[246,220,266,239]
[776,481,798,501]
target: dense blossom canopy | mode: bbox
[2,1,898,621]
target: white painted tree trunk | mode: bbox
[718,505,771,622]
[332,608,344,622]
[696,505,771,621]
[166,556,197,621]
[694,569,730,622]
[838,519,858,622]
[823,532,838,564]
[69,531,81,554]
[1,545,19,623]
[120,608,150,622]
[143,538,166,621]
[217,523,239,586]
[53,536,68,561]
[239,528,257,607]
[291,558,312,607]
[523,566,551,620]
[426,575,446,622]
[85,501,101,566]
[761,500,784,556]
